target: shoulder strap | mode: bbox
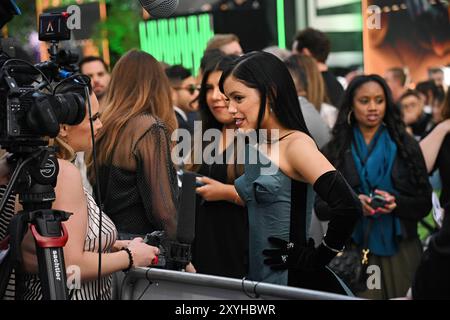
[363,219,373,248]
[279,131,296,141]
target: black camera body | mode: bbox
[5,85,37,139]
[0,11,86,153]
[2,85,85,146]
[144,231,192,271]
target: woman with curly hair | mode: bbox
[315,75,432,299]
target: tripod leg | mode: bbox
[30,211,70,300]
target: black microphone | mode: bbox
[138,0,179,18]
[176,171,196,244]
[0,0,21,29]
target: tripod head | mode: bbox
[9,146,58,208]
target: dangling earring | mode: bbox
[347,110,354,126]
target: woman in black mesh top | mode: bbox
[90,50,179,239]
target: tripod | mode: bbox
[0,146,71,300]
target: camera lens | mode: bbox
[53,93,86,125]
[27,92,86,138]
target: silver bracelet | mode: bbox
[321,238,345,254]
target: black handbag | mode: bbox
[327,220,373,293]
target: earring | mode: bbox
[347,110,354,126]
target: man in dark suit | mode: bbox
[165,65,200,135]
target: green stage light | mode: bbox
[277,0,286,49]
[139,13,214,75]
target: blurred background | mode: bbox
[1,0,449,84]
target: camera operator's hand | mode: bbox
[373,190,397,214]
[185,263,197,273]
[126,238,160,268]
[263,237,337,272]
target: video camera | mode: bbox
[0,6,90,300]
[0,10,86,153]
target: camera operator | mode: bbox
[16,79,160,300]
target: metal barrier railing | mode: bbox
[119,268,360,300]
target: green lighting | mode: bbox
[139,13,214,75]
[277,0,286,49]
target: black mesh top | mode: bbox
[95,114,178,238]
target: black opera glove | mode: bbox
[314,170,362,250]
[263,237,338,271]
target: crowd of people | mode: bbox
[0,27,449,300]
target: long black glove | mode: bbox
[263,237,336,271]
[313,170,362,251]
[264,171,361,271]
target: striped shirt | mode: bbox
[23,189,118,300]
[0,186,16,300]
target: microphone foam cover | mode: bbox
[139,0,179,18]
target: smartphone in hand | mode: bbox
[370,194,388,210]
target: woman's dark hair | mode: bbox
[218,51,310,136]
[200,49,225,74]
[198,53,238,132]
[327,74,429,191]
[189,54,243,181]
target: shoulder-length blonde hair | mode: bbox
[95,49,177,166]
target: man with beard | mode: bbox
[79,56,111,111]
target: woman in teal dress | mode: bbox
[219,52,362,293]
